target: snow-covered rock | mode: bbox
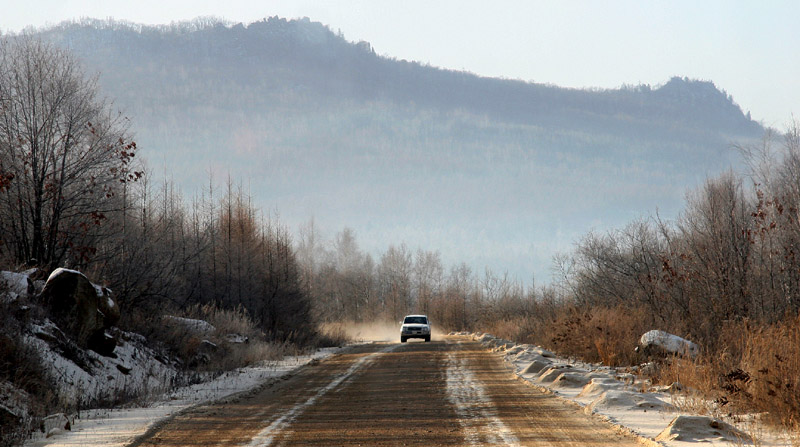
[0,271,34,302]
[504,344,527,356]
[552,371,607,389]
[42,413,71,438]
[163,316,216,335]
[225,333,249,344]
[577,377,626,398]
[25,322,180,409]
[0,380,30,430]
[585,389,674,414]
[39,268,119,354]
[476,333,496,344]
[655,415,753,443]
[490,339,515,351]
[538,365,580,384]
[639,330,699,358]
[521,358,552,375]
[457,330,787,446]
[529,346,555,358]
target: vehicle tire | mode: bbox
[425,335,431,342]
[401,336,407,343]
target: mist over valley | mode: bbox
[37,16,762,281]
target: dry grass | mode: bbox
[741,315,800,429]
[482,317,541,345]
[541,305,650,366]
[482,302,800,432]
[316,321,352,345]
[134,303,294,371]
[479,305,650,367]
[645,316,800,433]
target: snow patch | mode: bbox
[656,415,753,443]
[25,347,342,447]
[585,390,674,414]
[24,322,179,408]
[446,331,792,447]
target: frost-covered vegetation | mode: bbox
[0,36,341,444]
[0,16,794,443]
[468,125,800,431]
[31,17,763,280]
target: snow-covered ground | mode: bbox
[467,332,797,447]
[25,321,181,410]
[25,347,342,447]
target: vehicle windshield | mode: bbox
[403,316,428,324]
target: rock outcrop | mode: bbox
[38,268,119,355]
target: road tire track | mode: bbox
[131,339,640,447]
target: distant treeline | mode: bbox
[25,17,764,281]
[0,37,314,344]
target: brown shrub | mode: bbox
[741,314,800,428]
[545,305,650,366]
[482,317,541,345]
[646,316,800,431]
[126,303,291,371]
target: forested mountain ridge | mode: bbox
[40,17,758,135]
[30,17,764,280]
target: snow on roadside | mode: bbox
[458,332,794,447]
[25,322,180,410]
[25,347,342,447]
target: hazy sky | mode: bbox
[2,1,797,127]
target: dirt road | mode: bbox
[131,338,639,446]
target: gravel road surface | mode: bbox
[131,338,639,446]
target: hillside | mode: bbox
[33,17,763,280]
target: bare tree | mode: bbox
[0,36,140,267]
[378,244,413,320]
[413,249,443,316]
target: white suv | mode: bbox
[400,315,431,342]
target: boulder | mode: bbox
[0,381,29,432]
[38,268,119,354]
[42,413,71,437]
[225,333,249,344]
[638,330,699,358]
[163,316,216,335]
[0,271,34,302]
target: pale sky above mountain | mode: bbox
[3,0,797,127]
